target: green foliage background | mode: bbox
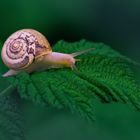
[0,0,140,140]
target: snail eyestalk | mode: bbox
[70,47,95,57]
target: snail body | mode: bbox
[1,29,94,77]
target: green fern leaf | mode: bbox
[1,39,140,122]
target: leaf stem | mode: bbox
[0,85,16,97]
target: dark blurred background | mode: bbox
[0,0,140,140]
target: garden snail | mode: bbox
[1,29,94,77]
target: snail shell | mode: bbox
[1,29,52,70]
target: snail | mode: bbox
[1,29,94,77]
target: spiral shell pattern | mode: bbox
[1,29,52,70]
